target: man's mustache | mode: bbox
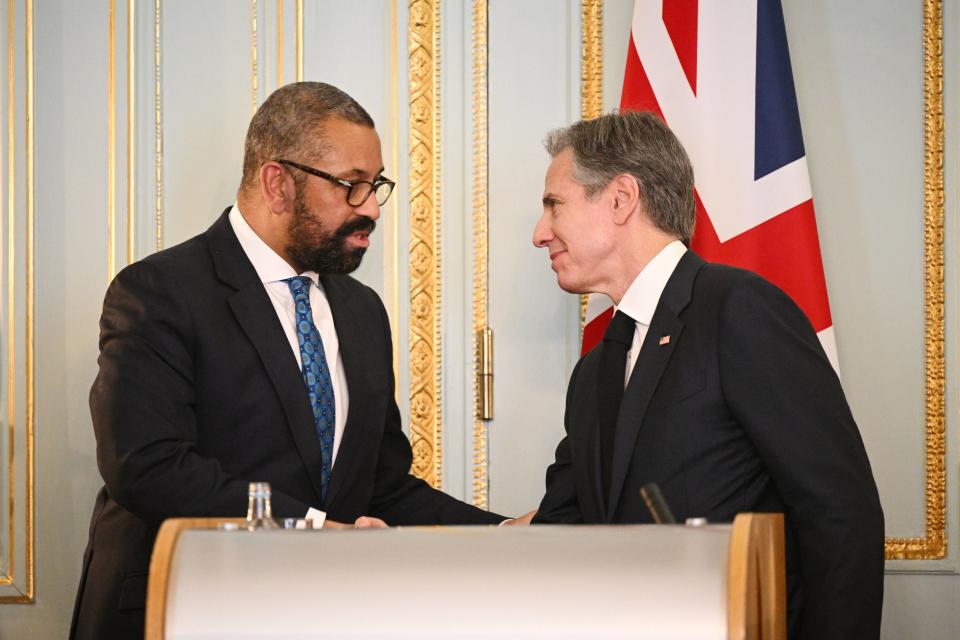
[335,217,376,238]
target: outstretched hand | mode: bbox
[503,509,537,526]
[322,516,388,529]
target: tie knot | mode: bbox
[603,310,635,346]
[284,276,312,297]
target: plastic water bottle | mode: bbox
[246,481,279,530]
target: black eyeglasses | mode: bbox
[277,159,396,207]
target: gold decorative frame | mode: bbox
[108,0,116,280]
[250,0,258,115]
[408,0,442,488]
[154,0,163,251]
[295,0,303,82]
[0,0,35,604]
[579,0,602,329]
[275,0,283,85]
[107,0,137,277]
[886,0,945,560]
[471,0,488,508]
[126,0,135,264]
[582,1,946,560]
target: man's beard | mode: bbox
[286,190,376,275]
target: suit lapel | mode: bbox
[207,210,326,504]
[569,354,606,522]
[320,276,382,508]
[605,250,704,520]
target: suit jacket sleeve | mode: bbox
[718,274,884,640]
[531,359,585,524]
[91,261,310,524]
[365,294,505,526]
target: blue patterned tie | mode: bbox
[284,276,336,501]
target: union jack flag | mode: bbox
[582,0,838,372]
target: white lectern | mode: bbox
[146,513,784,640]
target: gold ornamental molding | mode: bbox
[886,0,945,561]
[154,0,163,251]
[295,0,303,82]
[108,0,116,280]
[107,0,137,279]
[579,0,602,330]
[250,0,258,115]
[1,0,35,604]
[408,0,442,489]
[126,0,135,264]
[471,0,489,509]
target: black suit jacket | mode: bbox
[71,210,502,639]
[533,250,884,640]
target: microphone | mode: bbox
[639,483,676,524]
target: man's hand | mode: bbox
[322,516,388,529]
[354,516,388,528]
[503,509,537,526]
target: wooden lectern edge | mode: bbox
[727,513,787,640]
[145,517,244,640]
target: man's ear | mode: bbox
[610,173,640,225]
[259,162,292,214]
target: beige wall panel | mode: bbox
[485,0,582,516]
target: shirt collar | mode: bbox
[229,204,320,287]
[616,240,687,326]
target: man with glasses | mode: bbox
[71,82,505,640]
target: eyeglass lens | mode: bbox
[348,181,395,207]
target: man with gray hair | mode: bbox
[71,82,504,640]
[531,111,884,639]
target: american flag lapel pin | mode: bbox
[659,335,670,346]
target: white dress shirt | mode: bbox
[615,240,688,388]
[229,205,349,526]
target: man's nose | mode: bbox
[533,212,553,248]
[356,192,381,220]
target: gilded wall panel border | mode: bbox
[295,0,303,81]
[886,0,946,561]
[408,0,442,488]
[250,0,258,115]
[126,0,135,263]
[0,0,35,604]
[579,0,602,330]
[471,0,488,508]
[108,0,116,280]
[154,0,163,251]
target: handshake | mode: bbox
[325,509,537,529]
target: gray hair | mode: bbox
[544,111,695,243]
[240,81,375,191]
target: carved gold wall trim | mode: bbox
[276,0,283,86]
[295,0,303,81]
[1,0,35,604]
[108,0,137,275]
[108,0,116,281]
[2,0,11,586]
[471,0,488,509]
[886,0,945,561]
[408,0,442,489]
[154,0,163,251]
[579,0,602,331]
[126,0,135,263]
[250,0,258,114]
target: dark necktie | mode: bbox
[597,310,636,503]
[284,276,336,502]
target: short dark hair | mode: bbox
[240,82,375,191]
[544,111,696,243]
